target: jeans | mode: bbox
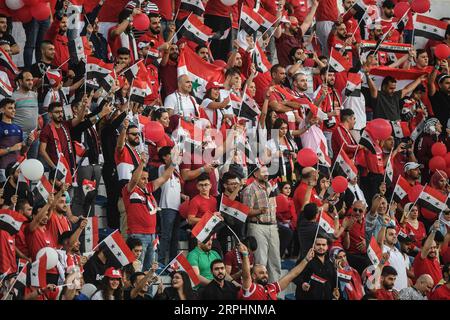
[129,233,157,271]
[158,208,180,265]
[22,18,51,68]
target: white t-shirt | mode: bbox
[158,164,181,210]
[219,89,235,116]
[164,91,198,117]
[382,245,409,291]
[342,89,366,131]
[91,291,114,300]
[201,98,223,127]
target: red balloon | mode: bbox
[445,153,450,167]
[429,156,446,172]
[431,142,447,157]
[394,1,410,18]
[297,148,318,167]
[434,44,450,60]
[31,2,50,21]
[133,13,150,31]
[331,176,348,193]
[14,7,32,23]
[446,166,450,177]
[367,119,392,141]
[408,184,424,202]
[411,0,430,13]
[144,121,165,143]
[23,0,39,6]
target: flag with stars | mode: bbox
[101,230,136,267]
[268,177,280,198]
[179,14,214,45]
[81,216,99,253]
[359,129,377,154]
[68,36,87,64]
[317,140,332,168]
[390,121,410,139]
[411,119,425,141]
[367,236,382,266]
[55,153,73,184]
[392,175,412,203]
[129,79,152,104]
[0,211,25,235]
[418,185,448,215]
[329,49,352,73]
[337,268,353,283]
[414,15,448,42]
[32,175,53,206]
[97,71,116,93]
[0,46,19,74]
[191,212,224,243]
[66,0,83,30]
[220,195,250,223]
[365,66,427,90]
[344,72,363,97]
[86,56,114,80]
[253,43,272,73]
[238,92,261,121]
[29,254,47,288]
[180,0,205,16]
[318,211,335,235]
[82,179,96,196]
[177,45,224,99]
[257,7,277,33]
[335,148,358,180]
[240,5,264,36]
[167,253,200,286]
[13,262,28,297]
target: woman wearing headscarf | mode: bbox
[400,202,426,249]
[420,170,449,229]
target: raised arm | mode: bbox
[116,118,129,153]
[127,154,146,193]
[401,74,426,98]
[278,248,314,290]
[300,0,319,35]
[421,221,440,259]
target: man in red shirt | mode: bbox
[331,109,358,160]
[429,263,450,300]
[413,221,444,286]
[187,173,218,226]
[315,0,339,56]
[46,192,72,248]
[374,265,399,300]
[108,8,141,63]
[122,152,176,270]
[293,167,322,213]
[160,43,179,99]
[239,243,314,300]
[44,13,69,73]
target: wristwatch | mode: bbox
[127,17,132,23]
[6,147,10,153]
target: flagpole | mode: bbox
[382,148,393,183]
[351,9,368,39]
[388,175,400,209]
[1,175,10,190]
[330,144,344,177]
[56,58,71,71]
[237,2,244,35]
[373,8,411,56]
[256,15,282,43]
[312,209,323,247]
[156,251,183,277]
[173,6,181,23]
[226,224,241,244]
[167,13,192,44]
[2,263,28,300]
[405,183,427,218]
[91,229,119,252]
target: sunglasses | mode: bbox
[353,208,364,213]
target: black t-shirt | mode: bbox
[197,280,239,300]
[82,254,109,287]
[30,61,57,107]
[0,33,16,46]
[372,90,402,121]
[430,91,450,128]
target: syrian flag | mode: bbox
[68,36,86,63]
[191,212,223,243]
[329,49,352,72]
[300,98,328,120]
[177,119,203,148]
[18,258,28,271]
[253,43,272,73]
[82,179,96,196]
[392,175,412,203]
[411,119,425,141]
[129,80,151,104]
[384,155,393,186]
[86,56,114,79]
[74,141,86,164]
[418,186,448,214]
[335,148,358,180]
[81,216,99,253]
[268,177,280,198]
[55,154,73,184]
[0,213,24,235]
[97,72,116,93]
[337,268,353,283]
[257,7,277,33]
[310,273,328,284]
[180,0,205,16]
[211,28,231,41]
[366,67,426,90]
[32,175,53,205]
[391,121,411,139]
[122,60,150,84]
[318,212,335,235]
[29,254,47,288]
[240,5,264,36]
[238,92,261,121]
[46,69,62,87]
[317,140,332,168]
[0,46,19,74]
[13,262,28,296]
[367,236,382,266]
[66,1,83,30]
[101,230,136,267]
[0,77,13,97]
[345,72,363,96]
[414,15,448,41]
[180,14,214,45]
[359,130,377,154]
[230,93,242,115]
[220,195,250,223]
[168,253,200,286]
[353,0,376,15]
[177,46,224,99]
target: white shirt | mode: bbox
[164,91,198,117]
[219,89,235,116]
[91,291,114,300]
[342,88,366,131]
[382,244,409,291]
[158,164,181,210]
[201,98,223,127]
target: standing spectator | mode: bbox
[159,43,179,100]
[224,236,257,283]
[276,182,297,259]
[108,8,141,63]
[428,64,450,127]
[197,259,239,300]
[293,167,322,213]
[0,14,19,55]
[164,75,200,118]
[331,109,358,160]
[398,274,434,300]
[44,12,69,73]
[187,174,218,226]
[315,0,339,56]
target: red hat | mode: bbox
[206,81,222,91]
[104,267,122,279]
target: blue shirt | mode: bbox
[0,121,23,169]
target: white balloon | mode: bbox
[20,159,44,181]
[220,0,238,6]
[36,247,59,270]
[5,0,24,10]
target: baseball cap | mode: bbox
[104,267,122,279]
[404,162,423,172]
[206,81,223,91]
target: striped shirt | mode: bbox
[242,181,277,224]
[11,90,38,133]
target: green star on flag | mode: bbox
[192,78,201,93]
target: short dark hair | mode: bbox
[221,171,239,185]
[320,67,334,76]
[270,64,284,75]
[289,47,302,63]
[340,109,354,122]
[303,203,318,221]
[129,272,146,285]
[16,199,30,212]
[118,9,131,23]
[0,14,8,20]
[58,231,73,245]
[158,146,172,161]
[381,76,397,88]
[16,69,32,82]
[210,259,224,271]
[127,124,139,132]
[126,237,143,250]
[195,44,208,53]
[382,0,395,8]
[197,173,210,183]
[117,47,131,56]
[225,67,240,78]
[40,40,54,50]
[151,108,168,120]
[416,49,427,57]
[381,265,398,277]
[48,102,63,113]
[414,84,426,93]
[0,98,14,109]
[242,236,258,252]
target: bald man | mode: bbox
[163,75,200,118]
[398,274,434,300]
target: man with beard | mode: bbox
[160,43,180,99]
[429,63,450,128]
[58,221,88,275]
[108,8,141,63]
[187,238,222,288]
[240,243,314,300]
[14,199,34,262]
[294,235,339,300]
[138,12,167,51]
[125,262,159,300]
[379,0,401,42]
[44,13,70,73]
[328,22,355,65]
[413,221,444,286]
[196,45,211,63]
[47,192,74,248]
[198,259,239,300]
[373,265,399,300]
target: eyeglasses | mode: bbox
[444,211,450,215]
[353,208,364,213]
[198,183,211,188]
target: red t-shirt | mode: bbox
[293,181,323,214]
[187,194,217,219]
[315,0,339,22]
[347,218,366,255]
[25,225,55,260]
[15,223,30,258]
[224,248,255,281]
[0,230,16,274]
[205,0,235,18]
[39,122,73,167]
[160,61,178,99]
[275,33,304,67]
[275,194,297,229]
[413,255,442,286]
[290,0,310,22]
[240,282,281,300]
[122,183,158,234]
[98,0,129,22]
[47,213,71,249]
[375,289,396,300]
[405,221,426,249]
[429,284,450,300]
